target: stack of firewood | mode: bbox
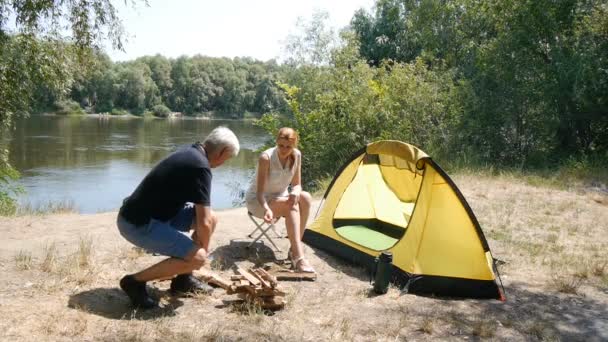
[202,267,286,310]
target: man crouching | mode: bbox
[116,126,239,309]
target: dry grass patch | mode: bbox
[419,317,434,334]
[1,173,607,341]
[122,246,146,260]
[331,318,353,340]
[591,260,606,277]
[524,320,560,341]
[14,250,33,270]
[472,319,497,338]
[551,274,585,294]
[229,299,267,318]
[41,241,58,272]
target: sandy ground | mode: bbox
[0,175,607,341]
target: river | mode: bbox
[6,115,268,213]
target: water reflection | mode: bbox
[7,115,268,213]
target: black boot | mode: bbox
[119,275,158,309]
[170,274,214,295]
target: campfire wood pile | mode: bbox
[202,267,286,310]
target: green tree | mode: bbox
[0,0,137,214]
[351,0,608,165]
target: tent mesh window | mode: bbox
[333,153,419,251]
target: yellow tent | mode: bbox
[303,140,504,299]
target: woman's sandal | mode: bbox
[291,255,316,273]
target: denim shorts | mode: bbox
[117,203,196,259]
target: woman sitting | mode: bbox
[245,127,315,273]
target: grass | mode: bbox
[41,241,58,272]
[472,319,497,338]
[419,318,434,334]
[19,236,96,290]
[14,250,33,270]
[552,274,585,294]
[16,199,77,216]
[77,236,93,268]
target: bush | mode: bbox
[54,99,85,115]
[152,104,171,118]
[0,161,21,216]
[257,58,458,189]
[110,108,129,116]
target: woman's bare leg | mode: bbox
[268,198,313,271]
[298,191,312,240]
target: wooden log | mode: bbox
[230,275,246,281]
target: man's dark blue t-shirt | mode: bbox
[120,143,211,225]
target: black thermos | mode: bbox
[373,251,393,294]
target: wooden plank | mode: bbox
[258,296,286,310]
[255,287,286,297]
[249,269,271,288]
[256,268,278,287]
[200,273,232,290]
[236,266,260,286]
[230,275,246,281]
[226,285,238,295]
[272,270,317,281]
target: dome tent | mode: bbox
[303,140,504,299]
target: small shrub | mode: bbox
[54,99,85,115]
[152,104,171,118]
[0,196,17,216]
[110,108,129,116]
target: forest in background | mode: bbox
[1,0,607,212]
[32,52,288,118]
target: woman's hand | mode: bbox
[263,208,274,223]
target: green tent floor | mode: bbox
[335,225,398,251]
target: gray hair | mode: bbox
[203,126,240,156]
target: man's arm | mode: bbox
[194,203,215,252]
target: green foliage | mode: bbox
[258,57,458,187]
[61,54,287,117]
[54,99,85,115]
[351,0,608,166]
[110,108,129,116]
[152,104,171,118]
[0,0,139,210]
[0,149,22,216]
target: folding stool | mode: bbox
[247,211,283,252]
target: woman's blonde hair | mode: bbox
[277,127,298,148]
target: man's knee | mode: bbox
[184,247,207,268]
